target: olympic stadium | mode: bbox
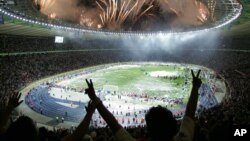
[0,0,250,140]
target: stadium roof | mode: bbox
[0,0,249,38]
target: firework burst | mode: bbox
[48,12,56,19]
[208,0,216,22]
[79,9,103,29]
[127,0,154,22]
[157,0,183,16]
[157,0,210,26]
[32,0,233,32]
[34,0,56,10]
[96,0,153,31]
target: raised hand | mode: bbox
[85,79,98,100]
[85,101,96,114]
[0,92,23,134]
[62,101,96,141]
[7,92,23,110]
[191,70,202,89]
[84,80,128,134]
[185,70,202,119]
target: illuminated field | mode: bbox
[23,62,226,127]
[60,64,187,97]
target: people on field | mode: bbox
[84,69,202,141]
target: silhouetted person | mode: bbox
[0,91,97,141]
[5,116,38,141]
[145,106,178,141]
[85,69,202,141]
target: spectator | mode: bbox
[0,91,97,141]
[0,92,23,134]
[84,69,202,141]
[5,115,38,141]
[61,100,97,141]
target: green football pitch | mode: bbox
[57,63,211,103]
[19,62,226,125]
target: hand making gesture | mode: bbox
[85,79,98,100]
[0,92,23,133]
[84,79,123,134]
[191,69,202,89]
[185,69,202,119]
[62,100,97,141]
[85,100,96,114]
[7,92,23,110]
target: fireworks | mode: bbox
[34,0,214,31]
[34,0,56,10]
[48,12,56,19]
[127,0,154,23]
[196,1,210,23]
[79,8,103,29]
[96,0,129,30]
[157,0,210,26]
[157,0,183,16]
[79,10,95,28]
[208,0,216,22]
[96,0,153,31]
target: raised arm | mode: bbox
[85,79,122,134]
[185,70,202,119]
[62,101,96,141]
[0,92,23,134]
[176,71,202,141]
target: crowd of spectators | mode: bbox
[0,40,250,141]
[1,34,250,53]
[0,34,119,53]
